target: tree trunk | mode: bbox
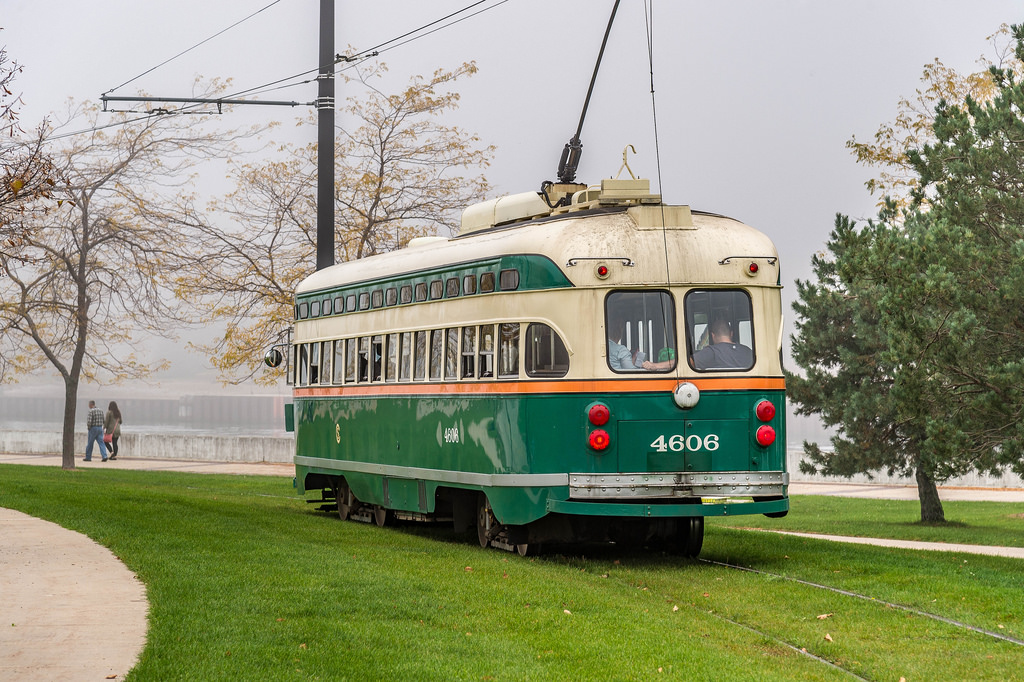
[915,466,945,523]
[61,378,78,470]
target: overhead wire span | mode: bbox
[45,0,511,142]
[102,0,285,96]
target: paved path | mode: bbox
[1,452,1022,679]
[0,508,148,682]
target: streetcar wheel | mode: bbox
[337,480,353,521]
[476,495,493,548]
[373,505,391,527]
[680,517,704,558]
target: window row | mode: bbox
[295,268,522,321]
[295,322,569,387]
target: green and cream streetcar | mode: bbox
[281,174,788,557]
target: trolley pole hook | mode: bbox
[616,145,637,180]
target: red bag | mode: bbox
[103,433,113,444]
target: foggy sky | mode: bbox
[3,0,1023,396]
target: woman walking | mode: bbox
[104,401,123,460]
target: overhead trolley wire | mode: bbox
[102,0,286,96]
[26,0,511,144]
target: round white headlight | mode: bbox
[673,382,700,409]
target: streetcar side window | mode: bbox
[308,342,321,384]
[446,277,460,298]
[298,343,310,385]
[445,328,459,379]
[429,330,444,380]
[339,337,352,382]
[415,283,428,302]
[371,290,384,309]
[371,335,383,381]
[684,289,755,372]
[346,295,357,313]
[430,280,444,300]
[605,291,677,373]
[399,332,413,381]
[461,326,476,378]
[385,333,399,382]
[385,287,398,306]
[345,339,357,383]
[359,292,370,311]
[358,337,370,382]
[414,331,428,380]
[334,296,344,314]
[480,272,496,293]
[321,340,332,384]
[525,324,569,377]
[499,323,520,378]
[400,285,413,304]
[478,325,495,378]
[298,302,309,319]
[463,275,477,296]
[499,269,520,291]
[310,300,321,318]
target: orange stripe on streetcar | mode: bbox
[294,376,785,398]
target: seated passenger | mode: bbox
[691,319,753,370]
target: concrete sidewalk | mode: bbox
[2,453,1022,680]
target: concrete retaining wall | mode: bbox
[0,430,294,464]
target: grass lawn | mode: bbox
[1,464,1022,681]
[709,494,1024,547]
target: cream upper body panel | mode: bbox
[296,202,780,295]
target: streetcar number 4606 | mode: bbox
[650,434,720,453]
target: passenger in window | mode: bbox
[641,348,676,371]
[691,319,752,370]
[607,316,644,370]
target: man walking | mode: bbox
[84,400,108,462]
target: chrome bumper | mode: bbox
[568,471,789,500]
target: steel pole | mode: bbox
[316,0,336,270]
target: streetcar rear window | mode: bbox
[685,290,755,372]
[605,291,677,373]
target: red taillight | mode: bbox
[748,262,759,274]
[589,429,610,451]
[755,400,776,422]
[597,265,609,277]
[756,425,776,447]
[588,403,610,426]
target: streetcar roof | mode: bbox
[296,179,779,296]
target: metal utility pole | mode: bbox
[315,0,336,271]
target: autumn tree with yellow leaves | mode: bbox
[175,62,493,384]
[0,88,265,469]
[846,24,1021,207]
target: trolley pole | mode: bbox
[315,0,336,271]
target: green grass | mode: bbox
[709,494,1024,547]
[2,464,1022,680]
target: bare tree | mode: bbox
[1,42,60,250]
[0,90,265,469]
[175,62,494,384]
